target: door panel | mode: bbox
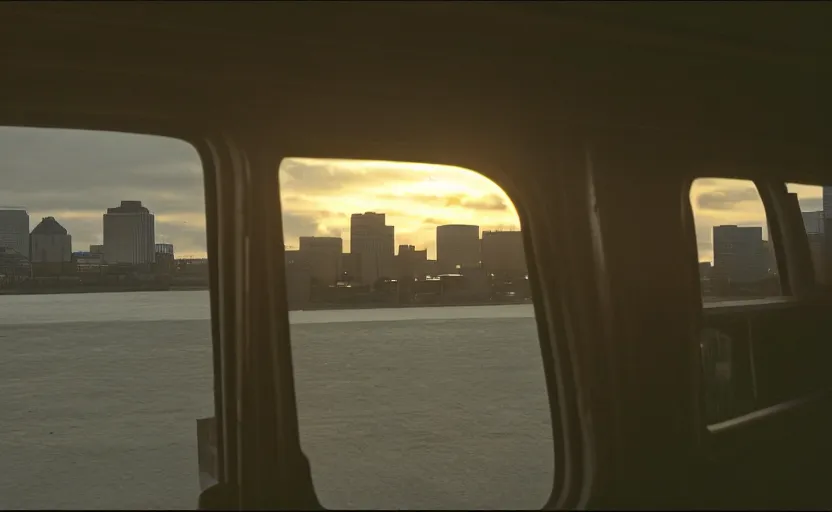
[701,300,832,509]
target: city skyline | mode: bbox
[0,127,824,262]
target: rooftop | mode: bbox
[31,216,68,236]
[106,200,150,214]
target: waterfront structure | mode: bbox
[298,236,343,286]
[436,224,480,273]
[481,230,526,278]
[0,207,30,259]
[103,201,155,265]
[30,216,72,263]
[154,243,175,274]
[350,212,394,286]
[712,225,768,283]
[803,210,824,235]
[155,243,174,257]
[396,244,428,279]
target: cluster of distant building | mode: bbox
[0,201,201,287]
[699,189,832,297]
[284,212,529,308]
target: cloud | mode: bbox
[0,127,207,256]
[461,194,508,211]
[797,196,822,212]
[696,187,760,211]
[277,158,520,257]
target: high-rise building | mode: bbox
[396,244,428,279]
[802,211,824,235]
[30,216,72,263]
[340,252,362,284]
[299,236,343,286]
[481,230,526,279]
[436,224,480,274]
[712,225,768,283]
[350,212,394,286]
[154,243,175,274]
[823,186,832,219]
[155,243,174,257]
[0,208,30,259]
[103,200,155,265]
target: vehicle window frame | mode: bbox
[271,153,570,510]
[688,176,795,306]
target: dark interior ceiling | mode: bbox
[2,2,830,152]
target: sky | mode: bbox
[0,127,822,262]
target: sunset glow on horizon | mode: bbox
[0,127,822,263]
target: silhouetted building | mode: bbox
[155,243,174,256]
[350,212,394,286]
[823,186,832,220]
[436,224,480,274]
[284,249,312,309]
[90,244,104,255]
[712,225,768,283]
[285,249,302,267]
[0,208,30,259]
[103,201,155,265]
[299,236,342,286]
[699,262,714,295]
[481,230,526,279]
[803,211,824,235]
[0,246,31,283]
[341,252,362,284]
[29,216,72,277]
[761,239,777,275]
[30,216,72,263]
[396,244,428,279]
[808,232,825,282]
[73,251,104,274]
[154,243,175,274]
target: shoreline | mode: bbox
[0,285,205,296]
[0,286,531,310]
[290,300,532,312]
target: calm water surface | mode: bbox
[0,291,553,510]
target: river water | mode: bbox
[0,291,554,510]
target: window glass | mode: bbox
[690,178,781,301]
[279,158,553,509]
[0,127,213,509]
[786,183,826,284]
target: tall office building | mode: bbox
[103,200,155,265]
[802,211,824,234]
[350,212,394,286]
[155,243,174,257]
[436,224,480,274]
[298,236,343,286]
[481,230,526,278]
[823,186,832,219]
[712,225,768,283]
[0,208,30,259]
[396,244,428,279]
[30,216,72,263]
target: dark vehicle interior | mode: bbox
[4,2,832,509]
